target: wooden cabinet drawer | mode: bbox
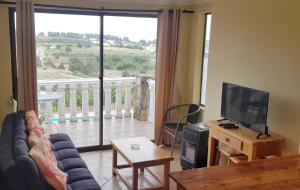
[212,128,242,151]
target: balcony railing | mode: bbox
[37,77,155,124]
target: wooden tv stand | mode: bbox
[206,120,284,166]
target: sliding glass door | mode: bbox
[35,12,102,148]
[10,8,158,150]
[102,16,157,145]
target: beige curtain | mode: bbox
[154,9,181,144]
[16,0,38,112]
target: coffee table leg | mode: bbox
[112,147,117,176]
[164,162,170,190]
[132,166,138,190]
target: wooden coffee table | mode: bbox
[111,137,174,190]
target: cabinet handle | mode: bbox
[225,138,230,142]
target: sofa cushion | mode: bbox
[49,133,101,190]
[69,179,101,190]
[0,113,16,169]
[30,146,68,190]
[60,158,88,171]
[55,149,81,161]
[50,133,72,143]
[28,127,50,148]
[67,168,94,184]
[0,113,29,190]
[0,166,11,190]
[52,141,75,151]
[25,110,41,132]
[13,112,53,190]
[25,111,67,190]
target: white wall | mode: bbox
[205,0,300,154]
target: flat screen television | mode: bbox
[221,82,269,137]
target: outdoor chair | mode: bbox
[158,104,201,155]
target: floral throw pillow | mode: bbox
[25,110,41,132]
[29,146,67,190]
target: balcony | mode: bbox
[38,77,155,147]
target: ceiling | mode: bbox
[87,0,212,5]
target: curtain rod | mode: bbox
[0,1,195,14]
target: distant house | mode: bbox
[144,45,156,53]
[103,42,110,47]
[89,38,99,44]
[36,47,45,66]
[107,40,116,45]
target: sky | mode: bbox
[206,14,212,40]
[35,13,158,42]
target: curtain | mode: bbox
[154,9,181,144]
[16,0,38,112]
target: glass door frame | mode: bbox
[8,6,158,152]
[33,8,107,152]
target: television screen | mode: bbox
[221,82,269,135]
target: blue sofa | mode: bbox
[0,112,101,190]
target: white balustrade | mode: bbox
[93,83,100,120]
[104,82,112,119]
[69,84,77,122]
[37,85,42,116]
[37,77,138,122]
[45,85,53,123]
[81,83,89,121]
[57,84,66,123]
[124,84,132,117]
[115,82,123,118]
[147,79,156,123]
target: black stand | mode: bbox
[256,126,271,139]
[219,123,239,129]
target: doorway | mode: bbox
[10,8,158,150]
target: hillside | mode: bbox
[36,32,156,80]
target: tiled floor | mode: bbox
[80,146,182,190]
[44,117,154,147]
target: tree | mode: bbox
[112,55,122,63]
[122,71,130,77]
[38,32,45,37]
[82,56,99,77]
[56,44,62,49]
[48,32,60,37]
[44,58,56,68]
[116,62,136,71]
[58,63,65,70]
[36,55,42,67]
[77,43,82,48]
[133,56,148,64]
[123,37,130,42]
[65,46,72,52]
[69,58,82,72]
[138,39,147,46]
[84,43,92,48]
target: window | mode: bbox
[8,8,17,100]
[200,13,212,105]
